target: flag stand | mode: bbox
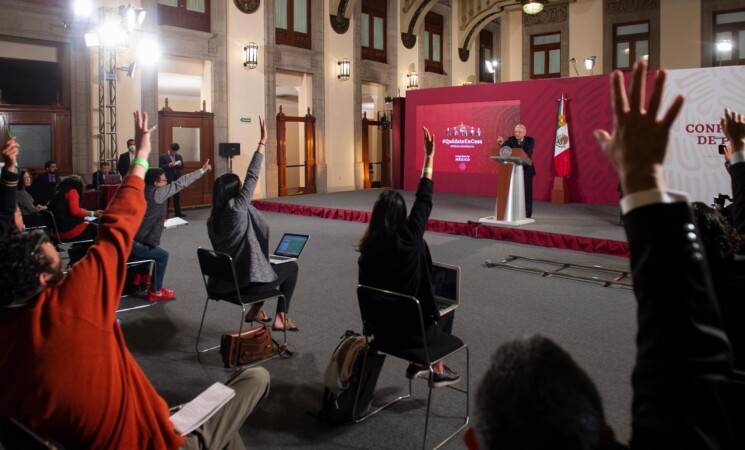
[551,176,569,203]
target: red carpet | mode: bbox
[253,200,630,258]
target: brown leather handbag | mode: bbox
[219,325,274,368]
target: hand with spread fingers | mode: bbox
[422,126,435,158]
[721,108,745,154]
[1,137,19,173]
[594,60,684,195]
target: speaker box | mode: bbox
[219,143,240,157]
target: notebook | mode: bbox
[269,233,310,264]
[104,174,122,185]
[431,262,461,315]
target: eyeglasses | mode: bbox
[28,230,50,257]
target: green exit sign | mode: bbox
[240,117,251,123]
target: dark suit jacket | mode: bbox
[624,201,737,449]
[502,136,536,176]
[92,170,106,189]
[117,152,133,177]
[31,172,58,206]
[159,153,183,182]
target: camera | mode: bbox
[713,193,732,210]
[718,144,727,155]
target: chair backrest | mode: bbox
[357,285,428,350]
[39,210,59,239]
[196,248,242,296]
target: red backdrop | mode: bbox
[402,72,654,205]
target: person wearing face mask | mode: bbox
[118,139,137,177]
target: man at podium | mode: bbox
[499,124,535,218]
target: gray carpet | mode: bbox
[116,203,634,449]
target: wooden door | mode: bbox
[276,106,316,197]
[361,111,391,189]
[157,109,214,207]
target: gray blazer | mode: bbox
[208,151,276,293]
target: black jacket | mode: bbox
[624,201,737,449]
[502,135,536,176]
[358,178,439,324]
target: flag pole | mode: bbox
[551,93,571,204]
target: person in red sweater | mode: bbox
[0,112,270,450]
[47,175,102,241]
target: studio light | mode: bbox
[119,62,137,78]
[84,32,100,47]
[521,0,545,15]
[137,37,161,66]
[337,58,350,81]
[584,55,597,73]
[73,0,93,17]
[122,5,147,32]
[244,42,258,69]
[569,57,579,76]
[98,19,126,48]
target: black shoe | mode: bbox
[406,363,429,380]
[175,213,187,218]
[430,366,461,388]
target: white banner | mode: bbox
[663,66,745,203]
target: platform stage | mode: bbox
[254,189,629,258]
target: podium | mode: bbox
[479,147,535,226]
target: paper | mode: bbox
[164,217,189,229]
[170,382,235,436]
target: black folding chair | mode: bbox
[39,210,93,265]
[195,248,291,368]
[356,285,469,450]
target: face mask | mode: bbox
[128,145,136,152]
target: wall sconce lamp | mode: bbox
[244,42,258,69]
[407,71,419,89]
[584,55,597,74]
[521,0,545,15]
[338,58,351,81]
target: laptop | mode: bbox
[269,233,310,264]
[104,174,122,185]
[431,262,461,315]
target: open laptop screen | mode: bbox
[273,233,309,258]
[431,262,460,305]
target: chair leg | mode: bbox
[195,298,213,353]
[232,305,247,369]
[423,370,435,450]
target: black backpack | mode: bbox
[321,330,386,423]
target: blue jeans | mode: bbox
[130,241,169,291]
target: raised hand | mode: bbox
[259,116,266,144]
[594,60,684,195]
[1,136,19,173]
[202,159,212,172]
[422,126,435,158]
[721,108,745,154]
[133,111,152,160]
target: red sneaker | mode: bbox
[147,289,176,302]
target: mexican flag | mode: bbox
[554,94,571,177]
